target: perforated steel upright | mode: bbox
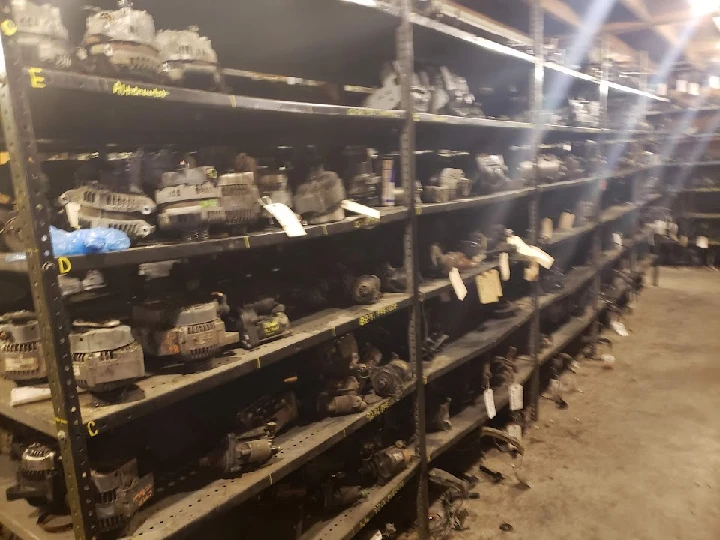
[0,1,97,538]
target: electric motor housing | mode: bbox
[0,311,46,382]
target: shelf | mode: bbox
[681,213,720,220]
[539,176,595,193]
[681,187,720,193]
[424,301,534,385]
[417,187,534,215]
[599,203,636,224]
[545,223,594,247]
[664,161,720,168]
[300,461,418,540]
[539,311,596,366]
[0,293,411,438]
[0,208,408,273]
[647,106,720,117]
[125,378,415,540]
[426,362,534,461]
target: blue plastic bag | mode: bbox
[50,226,131,256]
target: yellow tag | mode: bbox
[57,257,71,275]
[28,68,45,89]
[0,20,17,36]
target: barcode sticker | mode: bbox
[484,388,497,419]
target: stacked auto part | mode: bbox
[12,0,73,68]
[156,26,223,90]
[78,2,162,80]
[216,156,262,233]
[474,154,512,194]
[60,154,157,242]
[365,62,431,112]
[316,334,368,416]
[294,166,347,225]
[0,311,45,382]
[132,294,239,362]
[344,147,383,206]
[424,168,471,203]
[202,424,279,477]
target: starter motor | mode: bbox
[235,298,291,349]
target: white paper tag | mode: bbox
[613,233,622,247]
[507,423,522,442]
[65,202,81,229]
[611,320,629,336]
[654,219,667,236]
[507,236,554,269]
[676,79,688,93]
[559,212,575,231]
[562,144,572,152]
[500,252,510,281]
[449,267,467,300]
[711,76,720,90]
[509,383,523,411]
[549,378,562,400]
[484,388,497,419]
[369,532,383,540]
[541,218,553,239]
[668,223,679,240]
[689,82,700,96]
[657,82,668,96]
[262,201,306,237]
[10,387,52,406]
[697,236,709,249]
[341,199,381,219]
[680,235,689,247]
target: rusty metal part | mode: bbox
[348,274,382,305]
[237,392,299,434]
[369,355,413,397]
[429,397,452,432]
[424,168,471,203]
[0,311,46,382]
[429,243,477,276]
[156,27,223,90]
[91,459,154,532]
[371,442,416,485]
[201,425,279,477]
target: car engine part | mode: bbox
[7,445,153,533]
[234,298,291,349]
[217,169,262,233]
[377,263,408,293]
[365,62,430,112]
[492,299,519,319]
[367,441,416,485]
[318,375,367,416]
[132,294,239,362]
[58,270,106,298]
[70,319,146,393]
[344,147,382,207]
[535,154,564,184]
[237,391,299,434]
[60,184,156,241]
[346,274,382,305]
[78,1,162,81]
[156,26,223,90]
[424,168,471,203]
[568,99,600,128]
[201,424,279,477]
[428,397,452,432]
[428,243,477,276]
[0,311,45,382]
[0,210,24,252]
[474,154,511,194]
[369,354,413,397]
[256,165,293,210]
[155,165,224,241]
[317,334,369,415]
[294,166,347,224]
[12,0,73,69]
[432,66,483,117]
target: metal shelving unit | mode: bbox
[0,1,664,539]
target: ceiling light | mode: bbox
[689,0,720,16]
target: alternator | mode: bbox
[235,298,291,349]
[132,296,239,362]
[344,147,382,207]
[92,459,154,533]
[201,424,279,477]
[156,27,223,90]
[60,185,156,241]
[70,320,145,393]
[369,354,413,397]
[294,166,346,225]
[424,168,471,203]
[217,171,262,233]
[0,311,45,382]
[6,443,62,508]
[79,2,162,80]
[155,167,224,241]
[475,155,511,194]
[12,0,72,68]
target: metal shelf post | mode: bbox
[0,2,97,538]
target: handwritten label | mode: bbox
[484,388,496,419]
[449,267,467,300]
[359,303,399,326]
[0,19,17,36]
[366,397,396,421]
[509,383,523,411]
[112,81,170,99]
[353,216,380,229]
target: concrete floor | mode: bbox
[458,268,720,540]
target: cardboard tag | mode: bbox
[484,388,497,419]
[476,272,498,304]
[541,218,553,240]
[689,82,700,96]
[261,200,306,237]
[524,261,539,281]
[559,212,575,231]
[611,320,629,336]
[341,199,381,219]
[613,233,622,247]
[500,252,510,281]
[507,423,522,442]
[508,236,554,269]
[697,236,709,249]
[509,383,523,411]
[449,267,468,300]
[680,235,689,247]
[490,269,503,298]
